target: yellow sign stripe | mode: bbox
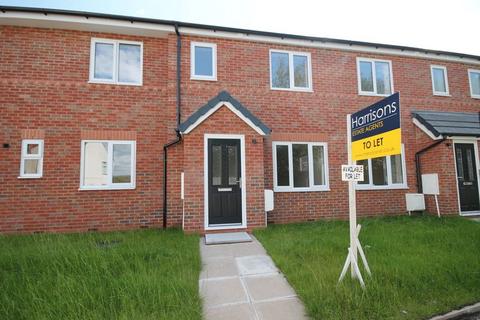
[352,128,402,161]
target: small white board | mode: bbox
[205,232,252,245]
[341,165,364,182]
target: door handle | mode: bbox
[218,187,232,192]
[463,181,473,186]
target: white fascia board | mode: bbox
[412,118,443,140]
[0,11,174,37]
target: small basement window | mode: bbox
[270,50,312,91]
[273,142,329,192]
[431,65,449,96]
[356,145,407,190]
[191,42,217,80]
[80,140,136,190]
[357,58,393,96]
[468,69,480,99]
[19,139,44,178]
[89,38,143,85]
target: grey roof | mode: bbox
[412,110,480,137]
[179,91,271,135]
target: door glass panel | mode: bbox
[276,145,290,186]
[293,144,309,187]
[23,159,39,174]
[84,142,109,186]
[357,159,369,184]
[390,154,403,184]
[212,145,222,186]
[456,147,464,179]
[112,144,132,183]
[227,145,238,185]
[372,156,387,185]
[312,145,325,185]
[466,148,475,181]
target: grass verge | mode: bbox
[255,216,480,320]
[0,229,201,320]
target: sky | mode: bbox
[1,0,479,56]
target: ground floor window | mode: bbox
[80,140,136,190]
[19,139,44,178]
[356,145,407,190]
[273,142,329,192]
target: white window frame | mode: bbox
[269,49,313,92]
[430,65,450,96]
[272,141,329,192]
[19,139,44,178]
[356,144,408,190]
[468,69,480,99]
[79,140,136,190]
[356,57,394,96]
[89,38,143,86]
[190,42,217,81]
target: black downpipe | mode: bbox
[162,24,182,229]
[415,138,446,193]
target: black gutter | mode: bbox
[162,24,182,229]
[415,138,446,193]
[1,5,479,61]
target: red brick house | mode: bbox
[1,6,480,234]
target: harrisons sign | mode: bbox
[351,92,401,161]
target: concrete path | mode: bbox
[199,236,309,320]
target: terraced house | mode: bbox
[1,6,480,234]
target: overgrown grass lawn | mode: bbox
[0,229,202,320]
[255,216,480,320]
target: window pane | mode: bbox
[227,146,238,185]
[94,43,114,80]
[276,145,289,186]
[293,55,308,88]
[375,61,391,94]
[471,72,480,96]
[372,156,387,185]
[23,159,39,174]
[112,144,132,184]
[84,142,109,186]
[26,143,39,155]
[357,159,369,184]
[194,46,213,76]
[293,144,309,187]
[212,145,222,186]
[271,52,290,88]
[390,154,403,184]
[118,44,141,83]
[432,68,446,93]
[360,61,374,92]
[312,146,325,185]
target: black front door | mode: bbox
[455,143,480,212]
[208,139,242,225]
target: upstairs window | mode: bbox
[80,140,136,190]
[273,142,329,192]
[191,42,217,80]
[356,145,407,190]
[431,65,449,96]
[357,58,393,96]
[19,139,44,178]
[89,38,143,85]
[468,69,480,99]
[270,50,312,91]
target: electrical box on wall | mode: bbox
[264,190,274,212]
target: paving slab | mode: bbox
[200,277,249,307]
[205,232,252,245]
[200,256,239,280]
[254,297,309,320]
[236,255,278,276]
[204,303,257,320]
[244,274,297,302]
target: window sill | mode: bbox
[433,92,451,97]
[356,185,408,191]
[79,186,136,191]
[18,176,42,179]
[358,92,391,97]
[270,87,313,93]
[190,76,217,81]
[471,95,480,100]
[274,187,330,193]
[88,80,143,87]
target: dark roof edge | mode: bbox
[411,112,441,137]
[1,5,479,62]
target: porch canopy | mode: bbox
[412,110,480,139]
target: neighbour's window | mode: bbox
[468,69,480,99]
[89,38,143,85]
[431,66,449,96]
[356,145,406,189]
[191,42,217,80]
[273,142,328,191]
[19,139,44,178]
[270,50,312,91]
[80,140,136,190]
[357,58,393,96]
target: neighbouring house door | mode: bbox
[208,139,242,225]
[455,143,480,212]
